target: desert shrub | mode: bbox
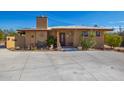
[80,31,96,50]
[81,39,96,50]
[105,33,122,48]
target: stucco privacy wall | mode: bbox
[6,36,15,49]
[25,31,47,48]
[15,35,25,48]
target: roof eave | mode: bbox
[17,29,50,32]
[51,28,113,31]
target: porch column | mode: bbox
[57,31,61,50]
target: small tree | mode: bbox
[105,33,122,48]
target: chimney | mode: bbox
[36,16,48,30]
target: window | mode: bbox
[96,32,100,37]
[83,32,88,37]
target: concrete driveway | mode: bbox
[0,49,124,81]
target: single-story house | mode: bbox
[6,16,113,49]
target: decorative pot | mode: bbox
[49,44,54,50]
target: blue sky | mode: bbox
[0,11,124,30]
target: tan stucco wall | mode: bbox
[25,31,47,48]
[15,35,25,49]
[73,30,81,47]
[36,31,47,43]
[48,31,57,38]
[95,31,104,48]
[6,36,15,49]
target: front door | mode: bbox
[60,33,65,46]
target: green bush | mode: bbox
[47,36,56,47]
[81,39,96,50]
[105,33,122,48]
[80,31,96,50]
[0,32,4,40]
